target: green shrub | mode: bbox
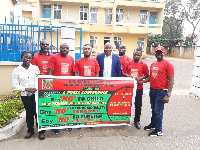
[0,91,24,128]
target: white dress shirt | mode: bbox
[103,54,112,77]
[12,64,40,96]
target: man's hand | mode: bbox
[162,95,169,103]
[25,88,37,93]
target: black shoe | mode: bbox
[39,133,45,140]
[134,122,141,129]
[148,130,163,136]
[144,124,155,131]
[24,132,34,139]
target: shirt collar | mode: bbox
[39,50,51,56]
[104,53,112,58]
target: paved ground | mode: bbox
[1,55,200,150]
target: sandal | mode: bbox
[24,132,34,139]
[39,133,45,140]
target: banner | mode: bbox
[36,76,137,131]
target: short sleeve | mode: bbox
[143,63,149,75]
[123,61,129,73]
[47,56,55,70]
[94,59,100,72]
[166,62,174,76]
[73,59,80,73]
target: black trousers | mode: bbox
[21,95,45,134]
[134,89,143,123]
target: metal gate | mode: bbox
[0,17,82,62]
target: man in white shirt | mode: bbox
[96,43,122,77]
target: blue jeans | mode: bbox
[150,88,167,132]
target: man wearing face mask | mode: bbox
[31,39,52,75]
[96,42,122,77]
[144,46,174,137]
[48,43,74,134]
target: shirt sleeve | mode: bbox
[70,56,75,71]
[166,62,174,76]
[12,68,26,92]
[143,63,149,75]
[73,59,79,73]
[94,59,100,72]
[122,61,129,74]
[47,56,55,70]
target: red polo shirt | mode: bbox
[48,53,74,76]
[150,60,174,89]
[73,57,100,77]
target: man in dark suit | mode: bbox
[96,42,122,77]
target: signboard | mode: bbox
[36,76,137,131]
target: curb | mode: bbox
[0,111,26,141]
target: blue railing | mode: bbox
[0,18,82,62]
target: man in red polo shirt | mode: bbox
[123,49,149,129]
[48,43,74,134]
[144,46,174,137]
[118,44,132,72]
[74,44,100,77]
[48,43,74,76]
[31,39,52,75]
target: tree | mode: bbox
[181,0,200,44]
[164,0,184,40]
[147,0,184,48]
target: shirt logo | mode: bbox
[61,63,69,74]
[42,61,48,73]
[152,67,159,78]
[84,66,91,76]
[131,69,138,78]
[42,79,53,90]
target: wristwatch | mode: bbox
[167,93,171,97]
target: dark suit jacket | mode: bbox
[96,53,122,77]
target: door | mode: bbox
[149,12,156,28]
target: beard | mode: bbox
[84,54,90,58]
[41,47,49,52]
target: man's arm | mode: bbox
[70,70,74,76]
[116,57,122,77]
[74,72,78,76]
[162,76,174,103]
[48,68,53,75]
[95,72,99,77]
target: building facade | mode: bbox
[15,0,165,57]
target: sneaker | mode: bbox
[52,129,59,135]
[148,130,163,137]
[66,128,72,131]
[144,124,155,130]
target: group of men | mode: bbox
[31,39,174,139]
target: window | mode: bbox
[139,10,148,24]
[90,8,98,24]
[137,38,145,51]
[105,9,112,24]
[54,4,62,19]
[43,4,51,18]
[114,37,122,49]
[80,6,88,21]
[104,37,111,46]
[90,36,97,49]
[116,8,123,23]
